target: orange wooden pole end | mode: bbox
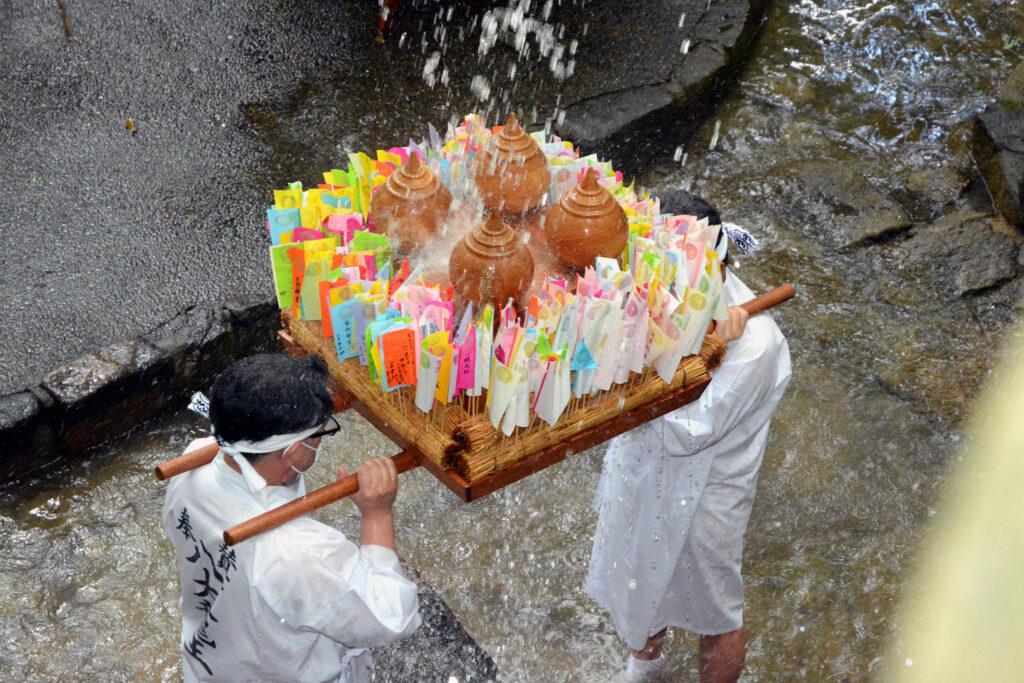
[154,442,220,480]
[740,284,795,316]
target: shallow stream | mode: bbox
[3,1,1023,680]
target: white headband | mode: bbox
[188,391,319,491]
[216,428,321,457]
[218,428,319,492]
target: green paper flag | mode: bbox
[270,244,294,309]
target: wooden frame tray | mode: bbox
[279,309,724,502]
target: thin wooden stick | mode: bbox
[56,0,73,42]
[223,449,421,546]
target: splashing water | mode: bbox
[412,0,580,129]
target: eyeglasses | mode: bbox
[308,415,341,440]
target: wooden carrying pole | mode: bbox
[214,284,796,546]
[155,442,220,480]
[223,449,421,546]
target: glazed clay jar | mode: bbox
[545,168,629,270]
[449,212,534,313]
[471,114,551,215]
[369,152,453,254]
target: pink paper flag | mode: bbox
[455,326,476,391]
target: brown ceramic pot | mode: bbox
[471,114,551,215]
[448,212,534,313]
[545,168,629,270]
[369,152,453,253]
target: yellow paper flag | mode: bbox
[274,188,302,210]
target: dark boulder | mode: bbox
[0,392,59,481]
[975,62,1024,229]
[895,212,1021,299]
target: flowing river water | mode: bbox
[2,1,1023,680]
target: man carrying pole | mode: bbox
[587,191,792,682]
[162,353,420,682]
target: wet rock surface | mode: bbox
[676,149,1020,424]
[975,62,1024,228]
[905,166,971,209]
[0,296,279,475]
[373,583,498,682]
[761,159,914,250]
[896,212,1022,297]
[869,214,1022,417]
[1000,61,1024,109]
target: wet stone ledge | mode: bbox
[0,295,280,483]
[556,0,771,176]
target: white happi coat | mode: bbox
[587,274,791,649]
[162,439,421,682]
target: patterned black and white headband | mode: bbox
[721,222,759,256]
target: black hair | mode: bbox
[208,354,334,461]
[659,188,729,263]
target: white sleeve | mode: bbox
[661,313,791,456]
[254,523,421,648]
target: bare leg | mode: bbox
[630,628,667,661]
[698,627,745,683]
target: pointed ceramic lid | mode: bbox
[559,168,618,216]
[385,152,442,198]
[486,114,542,159]
[464,212,521,259]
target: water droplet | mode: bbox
[627,579,637,590]
[470,75,491,102]
[422,51,441,87]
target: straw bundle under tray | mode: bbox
[283,308,725,485]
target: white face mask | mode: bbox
[289,440,319,475]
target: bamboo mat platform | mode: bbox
[280,308,724,501]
